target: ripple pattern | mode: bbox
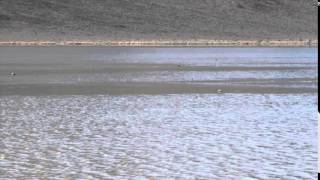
[0,94,317,179]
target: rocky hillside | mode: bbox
[0,0,317,40]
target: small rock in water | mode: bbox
[0,154,5,160]
[9,72,16,76]
[217,89,223,94]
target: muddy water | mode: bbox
[0,47,318,179]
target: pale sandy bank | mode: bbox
[0,39,318,47]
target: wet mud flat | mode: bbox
[0,47,318,179]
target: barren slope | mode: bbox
[0,0,317,40]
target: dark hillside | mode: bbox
[0,0,317,40]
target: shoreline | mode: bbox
[0,39,318,47]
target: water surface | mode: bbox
[0,47,318,179]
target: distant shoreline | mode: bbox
[0,39,317,47]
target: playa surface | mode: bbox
[0,47,318,179]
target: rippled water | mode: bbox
[0,94,317,179]
[0,47,318,179]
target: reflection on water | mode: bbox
[0,94,317,179]
[89,47,317,64]
[0,47,318,178]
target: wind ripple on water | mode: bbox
[0,94,317,179]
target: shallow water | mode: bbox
[0,94,317,179]
[0,47,318,179]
